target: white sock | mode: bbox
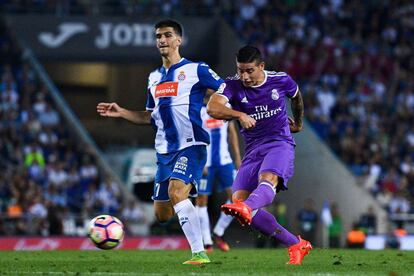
[173,199,204,253]
[213,200,234,237]
[196,206,213,246]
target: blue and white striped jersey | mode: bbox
[146,58,224,154]
[201,106,233,167]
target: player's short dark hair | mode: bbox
[154,19,183,37]
[236,45,263,64]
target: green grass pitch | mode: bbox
[0,249,413,275]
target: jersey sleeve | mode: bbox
[281,73,299,98]
[215,80,233,103]
[197,63,225,91]
[146,89,155,111]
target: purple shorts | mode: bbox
[233,140,295,193]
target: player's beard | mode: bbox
[158,47,169,57]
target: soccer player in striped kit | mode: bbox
[196,99,241,252]
[97,19,224,265]
[207,46,312,265]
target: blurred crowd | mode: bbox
[1,0,413,235]
[0,0,218,16]
[223,0,414,219]
[0,24,147,236]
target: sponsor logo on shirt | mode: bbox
[205,119,225,129]
[250,105,282,120]
[241,96,248,103]
[173,156,188,175]
[155,82,178,98]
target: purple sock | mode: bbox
[251,209,299,247]
[244,181,275,210]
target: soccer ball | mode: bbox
[88,215,125,250]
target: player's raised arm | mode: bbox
[207,94,256,129]
[289,90,304,133]
[96,102,151,125]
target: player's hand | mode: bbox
[238,113,256,129]
[288,117,302,133]
[97,102,123,118]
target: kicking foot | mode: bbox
[221,200,252,226]
[286,236,312,265]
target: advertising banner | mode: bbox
[0,236,189,250]
[6,15,219,62]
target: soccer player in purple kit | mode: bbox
[207,45,312,265]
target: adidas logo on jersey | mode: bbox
[241,97,248,103]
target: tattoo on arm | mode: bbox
[291,91,304,127]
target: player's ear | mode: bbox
[177,36,183,46]
[259,62,265,70]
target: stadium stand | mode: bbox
[0,0,217,16]
[0,0,219,237]
[224,0,414,221]
[0,22,130,236]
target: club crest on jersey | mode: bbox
[155,82,178,98]
[271,89,279,100]
[179,156,188,163]
[177,71,186,81]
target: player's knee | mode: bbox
[155,211,173,223]
[168,188,184,204]
[259,172,279,187]
[168,181,191,204]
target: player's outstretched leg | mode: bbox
[173,199,211,265]
[251,208,312,265]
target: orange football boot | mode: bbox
[213,234,230,252]
[205,244,213,253]
[220,201,252,226]
[287,236,312,265]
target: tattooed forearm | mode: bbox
[291,90,304,127]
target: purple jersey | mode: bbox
[218,71,298,153]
